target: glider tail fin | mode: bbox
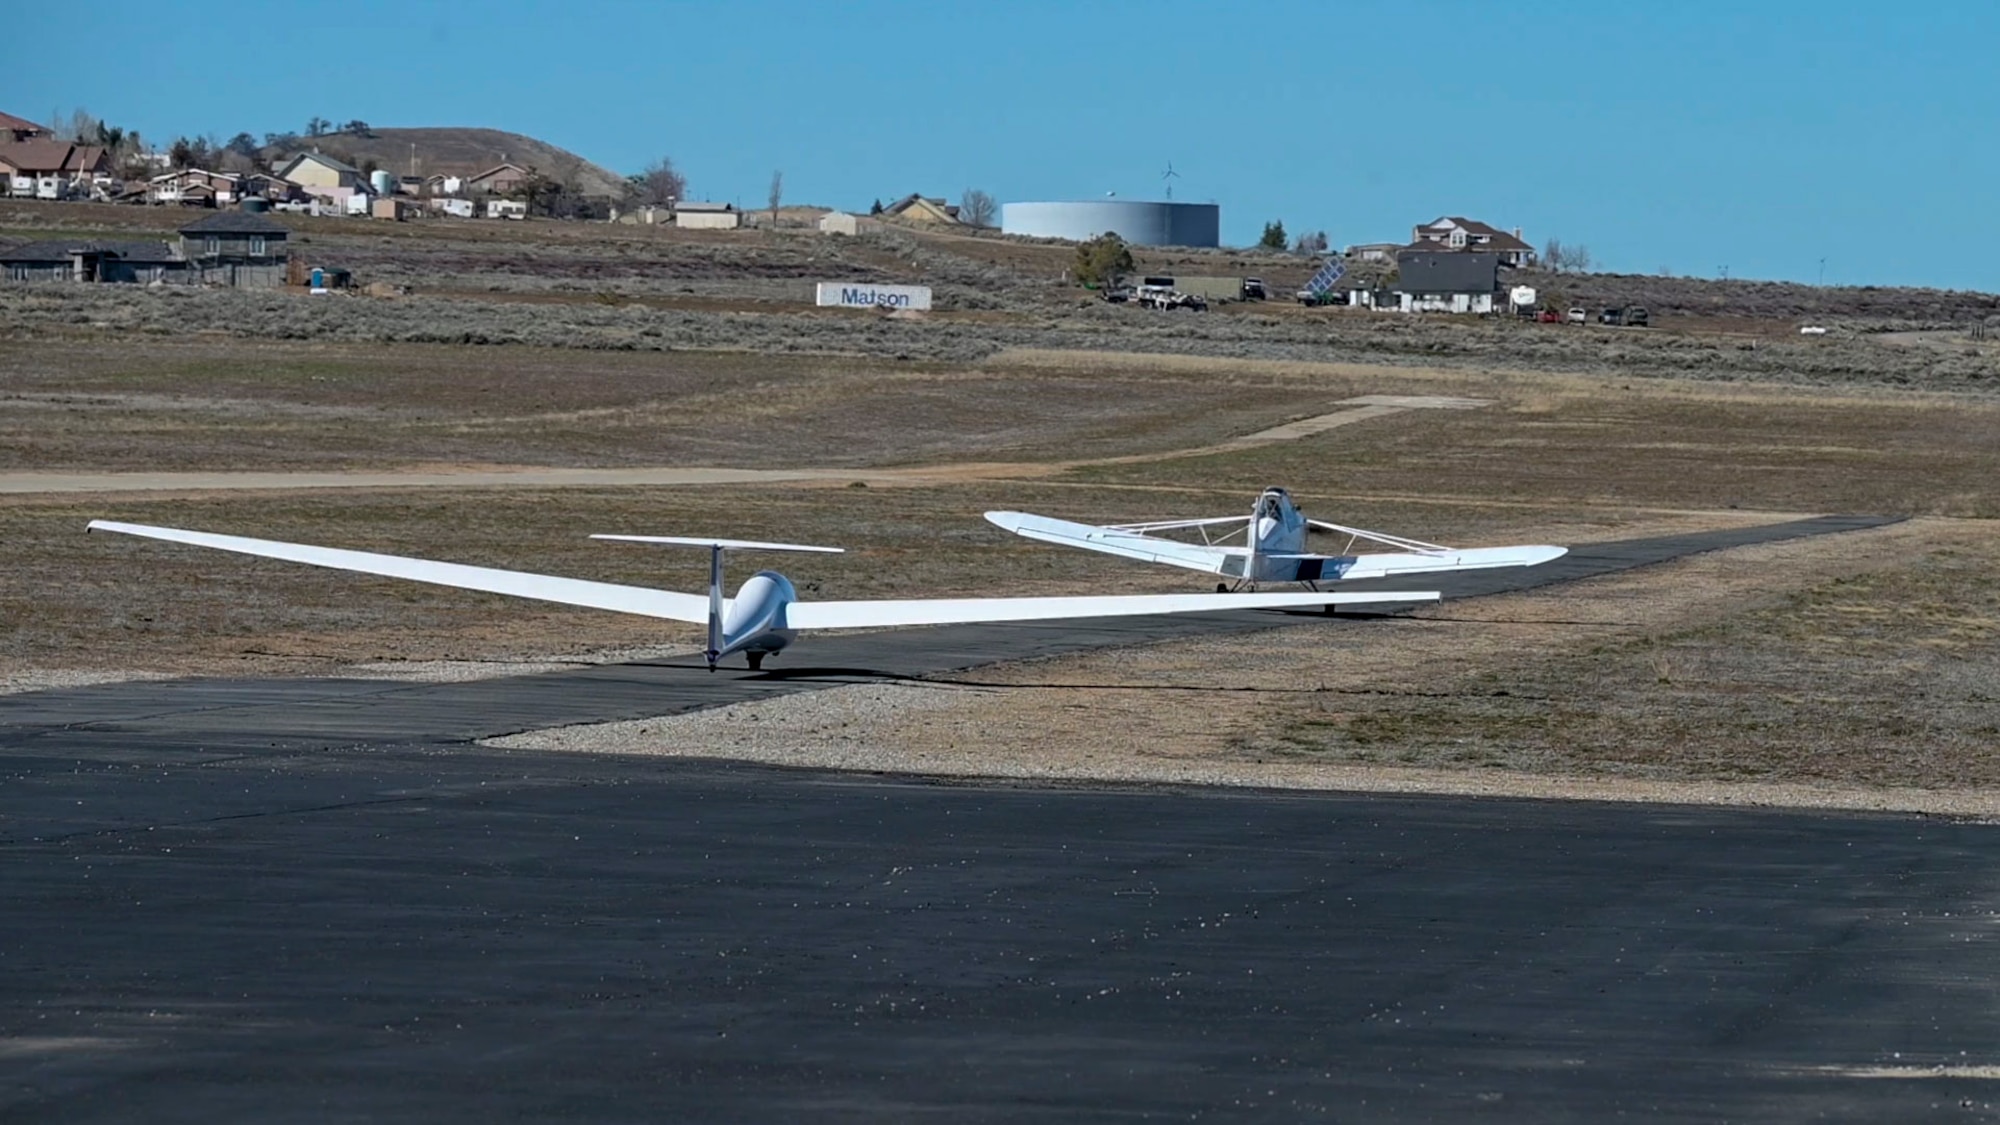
[589,535,844,669]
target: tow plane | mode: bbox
[86,520,1441,671]
[986,487,1566,592]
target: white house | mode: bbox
[818,211,884,236]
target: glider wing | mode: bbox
[87,520,712,622]
[785,588,1437,630]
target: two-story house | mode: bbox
[1408,217,1536,268]
[178,211,290,286]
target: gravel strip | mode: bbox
[0,669,177,696]
[484,679,2000,816]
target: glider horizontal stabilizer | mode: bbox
[589,534,843,554]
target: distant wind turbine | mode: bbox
[1161,161,1180,200]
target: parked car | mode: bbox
[1566,307,1587,324]
[1241,277,1268,301]
[1536,308,1562,323]
[1101,283,1134,303]
[1136,287,1207,311]
[1624,306,1650,327]
[1599,307,1626,326]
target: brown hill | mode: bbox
[264,127,626,196]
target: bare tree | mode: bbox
[1541,237,1592,274]
[958,188,997,228]
[767,170,783,228]
[70,109,100,143]
[628,157,686,206]
[1541,237,1564,272]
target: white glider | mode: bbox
[987,486,1566,592]
[86,520,1440,671]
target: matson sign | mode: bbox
[815,282,933,311]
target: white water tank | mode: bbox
[369,169,394,196]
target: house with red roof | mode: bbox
[0,111,51,143]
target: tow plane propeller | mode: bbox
[86,520,1441,671]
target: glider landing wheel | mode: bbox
[746,652,765,671]
[1216,582,1229,594]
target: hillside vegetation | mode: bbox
[263,127,626,197]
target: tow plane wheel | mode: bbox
[746,652,765,671]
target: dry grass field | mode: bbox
[4,200,1999,802]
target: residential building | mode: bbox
[178,211,291,286]
[423,173,465,196]
[0,239,182,283]
[1392,249,1500,313]
[675,201,740,230]
[1345,242,1402,263]
[276,151,364,191]
[1407,217,1535,267]
[239,173,299,201]
[0,111,51,143]
[466,163,533,195]
[0,140,113,198]
[818,211,885,236]
[147,169,241,207]
[486,199,527,220]
[882,193,961,224]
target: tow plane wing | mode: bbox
[986,490,1567,588]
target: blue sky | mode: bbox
[9,2,1994,289]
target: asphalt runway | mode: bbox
[13,512,1998,1121]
